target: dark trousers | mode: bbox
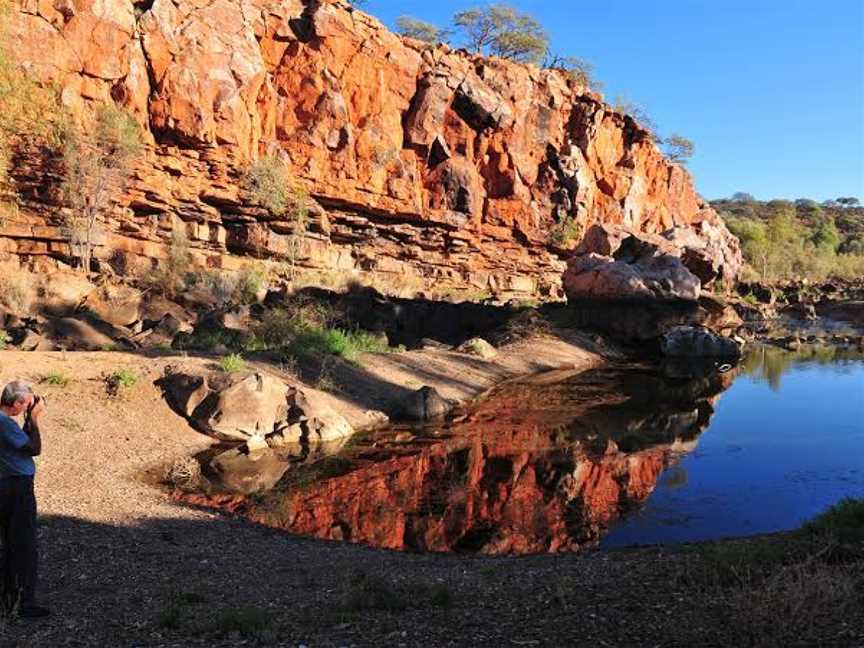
[0,476,38,610]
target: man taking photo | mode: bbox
[0,380,49,618]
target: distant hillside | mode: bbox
[711,198,864,283]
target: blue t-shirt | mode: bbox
[0,411,35,478]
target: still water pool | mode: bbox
[227,346,864,554]
[602,346,864,547]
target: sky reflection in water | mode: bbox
[602,347,864,547]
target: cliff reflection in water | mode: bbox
[246,365,736,555]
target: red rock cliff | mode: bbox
[4,0,728,300]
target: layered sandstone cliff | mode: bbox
[4,0,731,300]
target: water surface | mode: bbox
[602,346,864,547]
[223,346,864,554]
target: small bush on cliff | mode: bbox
[611,95,660,139]
[0,0,64,217]
[143,226,192,297]
[0,270,36,313]
[548,213,583,248]
[62,104,143,273]
[243,155,309,277]
[544,55,603,91]
[453,4,549,64]
[218,353,246,374]
[244,154,290,217]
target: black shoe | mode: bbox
[18,605,50,619]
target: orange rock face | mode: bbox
[5,0,734,300]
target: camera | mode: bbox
[27,395,43,416]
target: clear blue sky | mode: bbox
[362,0,864,202]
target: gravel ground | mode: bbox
[0,350,861,647]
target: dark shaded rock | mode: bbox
[42,317,119,350]
[660,326,743,358]
[159,372,209,417]
[816,300,864,326]
[397,386,451,421]
[781,303,817,321]
[453,78,512,131]
[697,294,743,335]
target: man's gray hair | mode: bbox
[1,381,33,407]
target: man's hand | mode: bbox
[29,396,46,422]
[24,395,44,456]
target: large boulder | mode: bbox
[660,326,743,359]
[81,285,143,327]
[193,373,290,442]
[662,220,743,287]
[564,222,741,303]
[158,369,354,445]
[397,386,451,421]
[564,248,701,302]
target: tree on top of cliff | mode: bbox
[663,134,695,165]
[611,95,660,141]
[61,104,143,273]
[544,55,603,91]
[453,4,549,65]
[396,16,448,44]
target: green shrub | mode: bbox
[0,330,8,350]
[236,265,266,304]
[244,154,290,216]
[40,370,70,386]
[218,353,246,374]
[338,571,455,613]
[803,498,864,544]
[548,213,583,248]
[286,325,389,363]
[718,198,864,283]
[105,368,137,397]
[156,602,182,630]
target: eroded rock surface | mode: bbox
[158,368,354,445]
[5,0,738,300]
[563,223,742,303]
